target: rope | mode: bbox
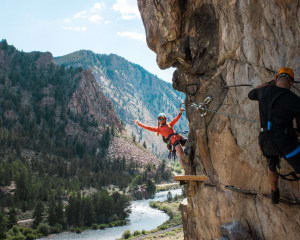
[204,107,259,123]
[200,181,300,205]
[190,102,259,123]
[222,84,253,89]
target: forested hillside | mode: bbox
[0,40,168,239]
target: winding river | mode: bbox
[40,188,182,240]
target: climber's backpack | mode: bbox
[258,90,287,157]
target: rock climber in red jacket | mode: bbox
[133,108,186,168]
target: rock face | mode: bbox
[138,1,300,239]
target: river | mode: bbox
[40,188,182,240]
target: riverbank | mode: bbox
[38,189,182,240]
[130,225,183,240]
[119,194,184,240]
[156,183,180,192]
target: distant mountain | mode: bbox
[55,50,188,155]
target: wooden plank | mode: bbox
[174,175,209,182]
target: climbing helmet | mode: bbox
[158,113,167,120]
[276,67,294,81]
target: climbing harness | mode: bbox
[190,96,259,123]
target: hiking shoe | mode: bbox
[271,189,280,204]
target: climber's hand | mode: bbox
[180,108,185,113]
[133,120,139,125]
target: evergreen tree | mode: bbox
[82,198,94,227]
[55,199,65,226]
[47,197,56,226]
[7,207,17,229]
[0,211,7,239]
[146,180,156,198]
[33,201,44,228]
[66,195,76,226]
[15,168,31,202]
[143,141,147,149]
[0,39,8,50]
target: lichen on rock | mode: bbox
[138,0,300,239]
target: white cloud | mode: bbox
[62,26,87,32]
[73,10,88,19]
[88,14,103,24]
[105,20,112,24]
[112,0,140,20]
[117,32,145,41]
[91,2,105,12]
[63,2,105,27]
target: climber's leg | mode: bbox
[175,144,184,169]
[267,156,280,204]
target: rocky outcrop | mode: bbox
[108,135,160,166]
[138,1,300,239]
[67,69,122,139]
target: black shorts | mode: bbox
[267,152,300,173]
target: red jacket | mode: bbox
[137,113,182,144]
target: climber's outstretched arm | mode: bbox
[133,120,159,133]
[169,108,184,127]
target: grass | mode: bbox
[119,197,183,240]
[149,199,182,230]
[156,183,180,192]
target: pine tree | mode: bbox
[55,199,65,226]
[33,201,44,228]
[146,180,156,198]
[0,211,7,239]
[47,197,56,226]
[7,207,17,229]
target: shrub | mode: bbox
[158,224,168,230]
[99,224,108,230]
[37,223,50,236]
[92,224,98,230]
[122,230,131,239]
[25,233,36,240]
[50,224,63,234]
[142,229,146,235]
[20,227,33,236]
[133,230,141,236]
[7,233,26,240]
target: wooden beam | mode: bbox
[174,175,209,182]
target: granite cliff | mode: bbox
[138,1,300,239]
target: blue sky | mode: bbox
[0,0,174,82]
